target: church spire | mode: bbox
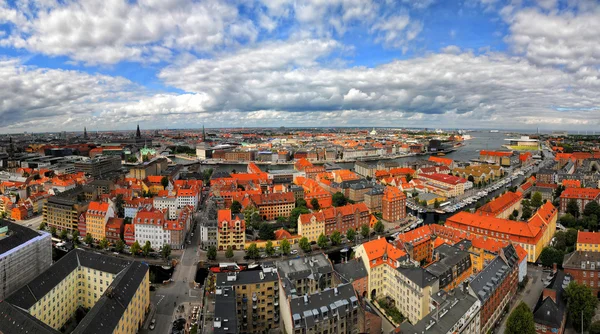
[136,124,141,138]
[83,127,88,140]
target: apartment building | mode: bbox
[105,217,124,244]
[470,245,519,333]
[176,187,199,211]
[298,203,370,242]
[43,187,91,232]
[425,244,473,291]
[0,221,52,300]
[133,208,169,250]
[477,191,522,219]
[285,283,361,334]
[0,249,149,334]
[381,186,406,223]
[251,192,295,221]
[418,173,467,197]
[559,187,600,213]
[355,237,439,324]
[217,209,246,251]
[533,270,568,334]
[563,250,600,295]
[576,231,600,252]
[334,259,369,298]
[399,284,481,334]
[216,268,280,333]
[74,155,122,178]
[213,286,238,333]
[85,201,115,241]
[154,195,178,219]
[364,186,384,212]
[445,201,558,262]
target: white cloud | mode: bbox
[507,7,600,71]
[0,0,254,65]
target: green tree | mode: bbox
[225,246,234,258]
[242,205,261,229]
[505,302,535,334]
[207,246,217,260]
[584,201,600,218]
[60,229,68,240]
[554,184,565,199]
[280,239,291,255]
[50,226,57,236]
[202,168,213,184]
[99,238,109,250]
[115,194,125,218]
[115,239,125,253]
[246,243,260,259]
[259,223,275,240]
[310,198,320,210]
[332,192,348,207]
[434,199,440,208]
[567,199,580,218]
[84,233,94,245]
[566,228,578,246]
[296,198,307,208]
[531,192,543,208]
[361,224,370,239]
[230,200,242,214]
[130,241,141,255]
[142,241,152,256]
[288,206,310,229]
[467,175,475,182]
[559,213,577,228]
[539,247,564,267]
[72,230,80,244]
[161,244,172,259]
[330,231,342,246]
[508,214,516,221]
[374,220,385,234]
[590,321,600,334]
[512,209,519,217]
[521,206,533,220]
[161,176,169,189]
[317,234,329,249]
[346,228,356,242]
[265,241,275,256]
[39,221,46,230]
[566,281,598,331]
[299,237,311,253]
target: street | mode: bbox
[142,225,202,334]
[496,264,546,333]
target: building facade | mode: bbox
[381,186,406,223]
[217,209,246,251]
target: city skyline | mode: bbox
[0,0,599,133]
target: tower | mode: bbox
[136,124,141,138]
[83,127,88,140]
[202,124,206,142]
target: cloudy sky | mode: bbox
[0,0,599,133]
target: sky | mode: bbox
[0,0,599,133]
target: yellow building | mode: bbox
[576,231,600,252]
[86,201,115,241]
[1,249,150,333]
[297,212,325,243]
[355,238,439,324]
[44,194,89,232]
[217,209,246,251]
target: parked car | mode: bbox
[149,319,156,330]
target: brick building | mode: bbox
[559,187,600,214]
[381,186,406,223]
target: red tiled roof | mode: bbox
[562,179,581,188]
[477,191,522,216]
[420,173,466,185]
[361,237,407,268]
[578,231,600,245]
[560,187,600,200]
[480,150,512,157]
[87,201,110,215]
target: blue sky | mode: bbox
[0,0,599,133]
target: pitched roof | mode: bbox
[560,187,600,200]
[477,191,522,216]
[361,237,407,268]
[577,231,600,245]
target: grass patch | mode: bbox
[506,145,539,151]
[377,298,405,325]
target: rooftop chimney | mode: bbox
[542,288,557,303]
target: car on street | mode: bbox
[149,319,156,330]
[290,249,298,255]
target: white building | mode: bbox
[133,209,169,250]
[154,195,178,219]
[176,188,199,212]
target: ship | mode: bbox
[209,262,246,273]
[490,130,499,133]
